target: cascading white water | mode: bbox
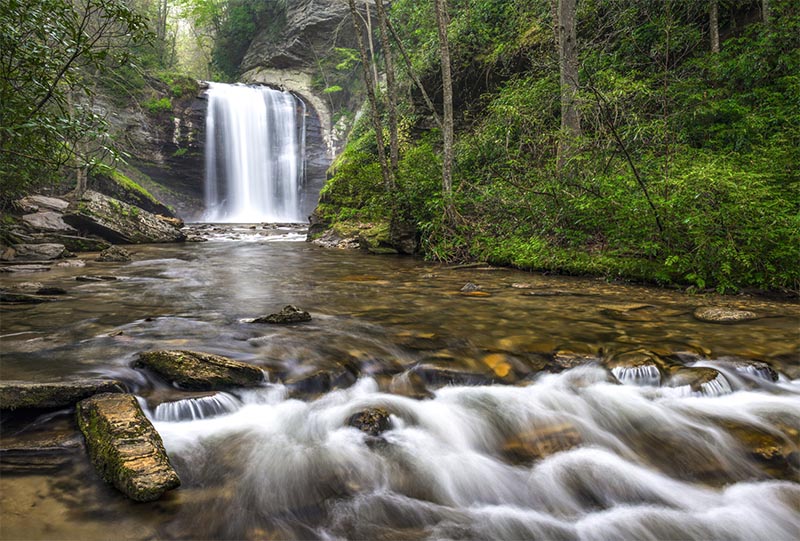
[153,392,242,422]
[204,82,306,223]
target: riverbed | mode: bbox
[1,225,798,540]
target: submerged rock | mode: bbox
[0,380,125,410]
[693,306,760,324]
[76,393,180,501]
[63,190,185,244]
[347,407,392,437]
[134,350,266,390]
[96,245,132,262]
[76,274,118,282]
[252,305,311,324]
[285,366,357,397]
[502,422,583,464]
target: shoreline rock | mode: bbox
[0,380,126,411]
[76,393,180,502]
[252,305,311,324]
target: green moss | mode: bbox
[109,170,159,205]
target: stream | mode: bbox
[1,225,799,540]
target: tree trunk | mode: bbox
[347,0,393,191]
[375,0,398,171]
[762,0,771,24]
[434,0,454,218]
[709,0,720,53]
[557,0,580,173]
[364,1,380,90]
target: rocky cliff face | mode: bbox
[241,0,371,157]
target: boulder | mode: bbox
[668,367,731,396]
[134,350,266,390]
[285,366,357,397]
[252,305,311,324]
[63,190,185,244]
[2,243,68,261]
[96,245,132,262]
[21,211,76,232]
[0,380,125,410]
[347,407,392,437]
[693,306,760,324]
[16,195,69,213]
[76,393,180,501]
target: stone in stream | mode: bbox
[459,282,492,297]
[0,290,58,304]
[76,274,118,282]
[502,422,583,464]
[347,407,392,437]
[285,366,358,397]
[693,306,760,324]
[667,367,731,396]
[76,393,180,502]
[251,305,311,324]
[0,380,126,410]
[134,350,266,390]
[96,245,132,262]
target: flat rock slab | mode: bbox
[21,211,76,232]
[76,393,180,502]
[0,290,58,304]
[17,195,70,213]
[2,243,68,261]
[0,264,51,273]
[134,350,266,390]
[0,380,126,410]
[693,306,760,323]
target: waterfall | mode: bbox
[204,82,306,223]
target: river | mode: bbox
[1,225,798,540]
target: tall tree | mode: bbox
[347,0,394,190]
[375,0,398,172]
[434,0,455,219]
[557,0,581,173]
[709,0,720,53]
[762,0,771,24]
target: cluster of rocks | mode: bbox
[0,192,185,278]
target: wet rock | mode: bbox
[385,371,434,400]
[54,259,86,268]
[21,211,76,232]
[724,358,779,382]
[76,393,180,501]
[0,431,83,474]
[460,282,481,293]
[63,190,185,244]
[389,217,418,255]
[0,291,58,304]
[599,303,657,321]
[2,243,68,261]
[17,195,70,213]
[605,350,667,386]
[134,350,266,390]
[413,365,492,387]
[0,380,125,410]
[0,264,51,273]
[252,305,311,324]
[285,366,357,397]
[347,407,392,437]
[502,422,583,464]
[185,234,208,242]
[693,306,760,324]
[668,367,731,395]
[552,351,600,370]
[76,274,118,282]
[96,245,132,262]
[35,286,67,295]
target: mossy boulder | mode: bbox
[134,350,266,390]
[63,190,185,244]
[76,393,180,502]
[0,380,126,411]
[357,222,397,254]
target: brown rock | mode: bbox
[76,393,180,501]
[502,423,583,464]
[134,350,266,390]
[0,380,126,410]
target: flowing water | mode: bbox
[204,83,306,223]
[1,226,799,540]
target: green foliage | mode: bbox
[319,0,798,293]
[143,97,173,114]
[0,0,149,205]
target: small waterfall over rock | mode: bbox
[204,82,306,223]
[153,392,242,422]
